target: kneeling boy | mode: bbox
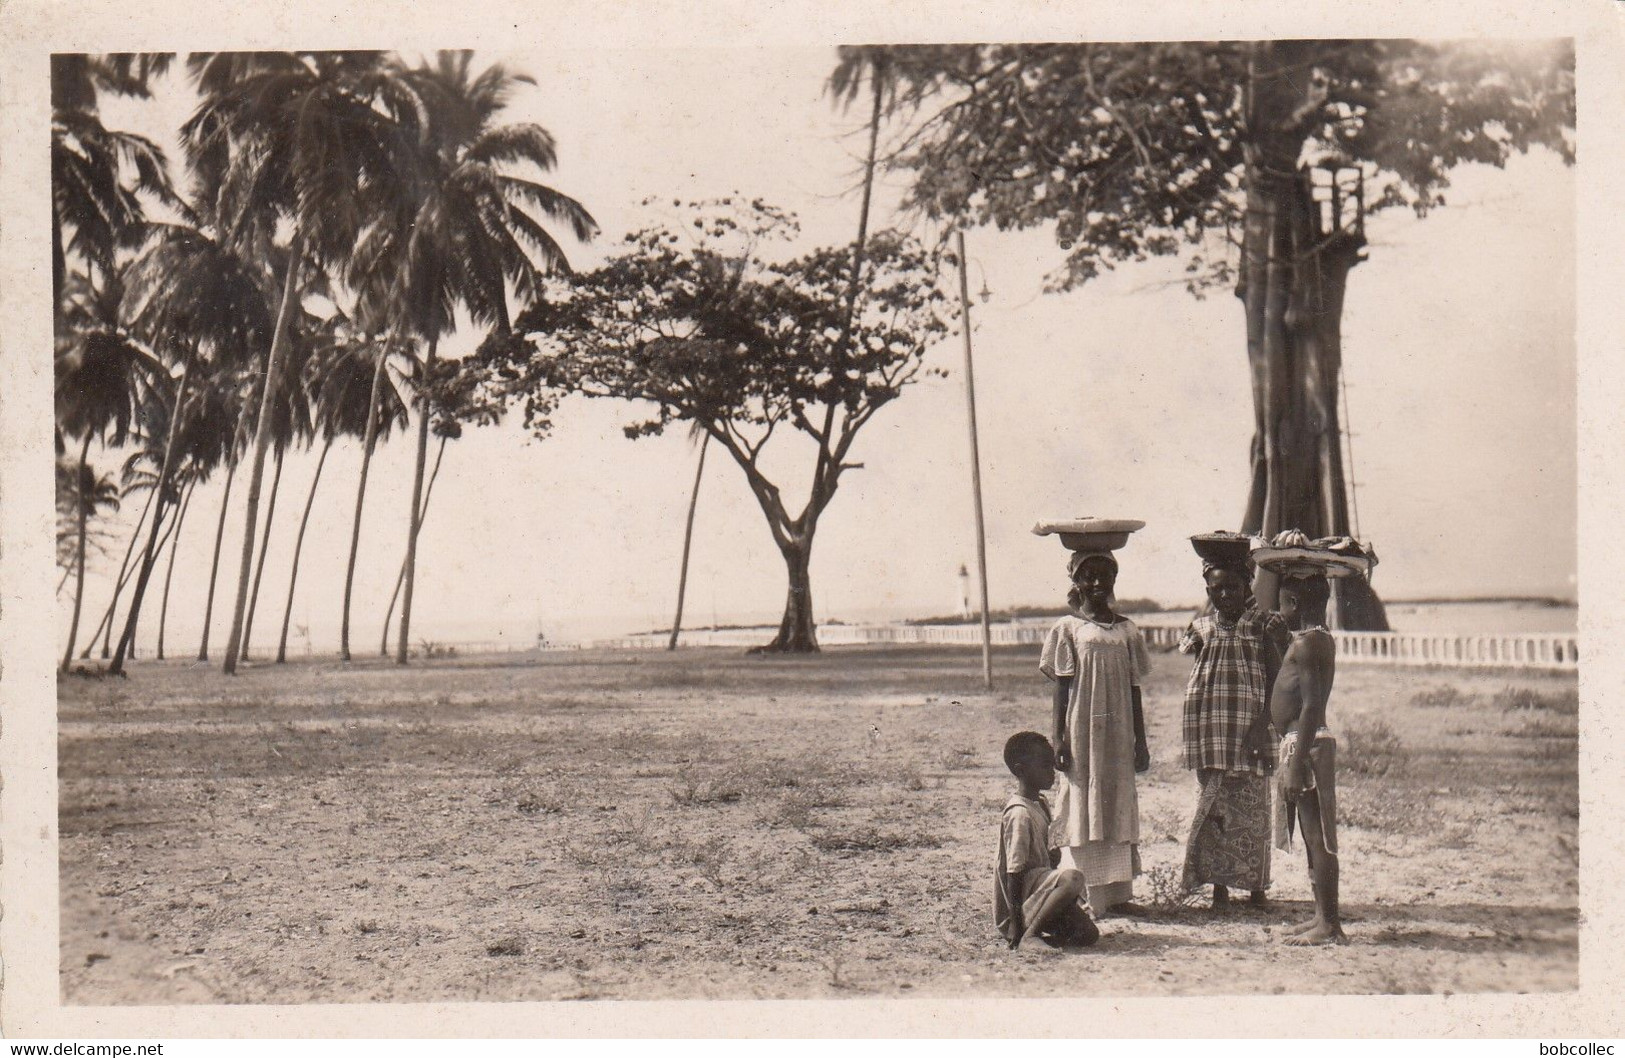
[995,731,1101,950]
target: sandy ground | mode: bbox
[57,644,1577,1003]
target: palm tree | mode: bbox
[239,292,319,661]
[56,456,123,671]
[276,317,408,663]
[110,213,272,671]
[378,354,503,653]
[381,51,597,665]
[154,474,198,660]
[51,54,178,304]
[54,268,167,671]
[182,51,424,675]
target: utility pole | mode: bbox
[956,230,994,691]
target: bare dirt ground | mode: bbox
[58,644,1577,1003]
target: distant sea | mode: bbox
[407,598,1577,650]
[1381,600,1577,634]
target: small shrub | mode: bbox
[669,763,746,807]
[514,789,563,816]
[1410,685,1473,710]
[1493,686,1579,716]
[899,764,927,792]
[354,919,380,935]
[759,795,814,831]
[669,836,734,888]
[941,747,979,771]
[1143,863,1202,912]
[1341,715,1405,777]
[486,936,526,957]
[811,826,942,854]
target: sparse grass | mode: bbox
[1511,714,1578,740]
[1494,686,1579,715]
[665,835,734,887]
[57,646,1579,1004]
[1341,714,1406,777]
[669,762,747,806]
[1338,780,1435,834]
[1410,685,1474,710]
[810,825,942,854]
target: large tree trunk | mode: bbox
[238,445,285,661]
[155,478,196,661]
[1235,42,1387,630]
[196,461,237,661]
[60,434,93,672]
[276,436,332,663]
[668,433,710,651]
[340,333,394,662]
[222,239,306,675]
[753,534,819,654]
[381,433,447,656]
[396,340,437,665]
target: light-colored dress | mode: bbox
[1040,614,1150,908]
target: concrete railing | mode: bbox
[587,622,1577,671]
[1331,630,1577,670]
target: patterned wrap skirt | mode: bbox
[1182,769,1273,892]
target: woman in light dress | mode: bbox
[1041,549,1152,916]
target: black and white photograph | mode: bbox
[3,0,1623,1041]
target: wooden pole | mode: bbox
[956,231,993,691]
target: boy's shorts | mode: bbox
[1273,728,1338,854]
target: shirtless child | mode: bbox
[1269,572,1346,945]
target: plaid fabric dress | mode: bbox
[1179,608,1290,891]
[1179,609,1290,775]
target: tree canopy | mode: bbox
[841,40,1574,292]
[485,198,953,650]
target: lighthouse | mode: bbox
[958,564,972,620]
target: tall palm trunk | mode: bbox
[222,240,307,675]
[87,484,156,658]
[276,436,332,663]
[238,446,285,661]
[155,477,196,661]
[811,62,885,508]
[667,432,709,650]
[197,461,237,660]
[110,362,192,675]
[396,340,436,664]
[381,433,446,655]
[340,331,396,662]
[60,434,94,672]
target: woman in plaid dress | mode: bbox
[1178,554,1290,908]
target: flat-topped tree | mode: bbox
[837,40,1574,627]
[486,199,952,653]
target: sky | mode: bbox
[71,46,1577,652]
